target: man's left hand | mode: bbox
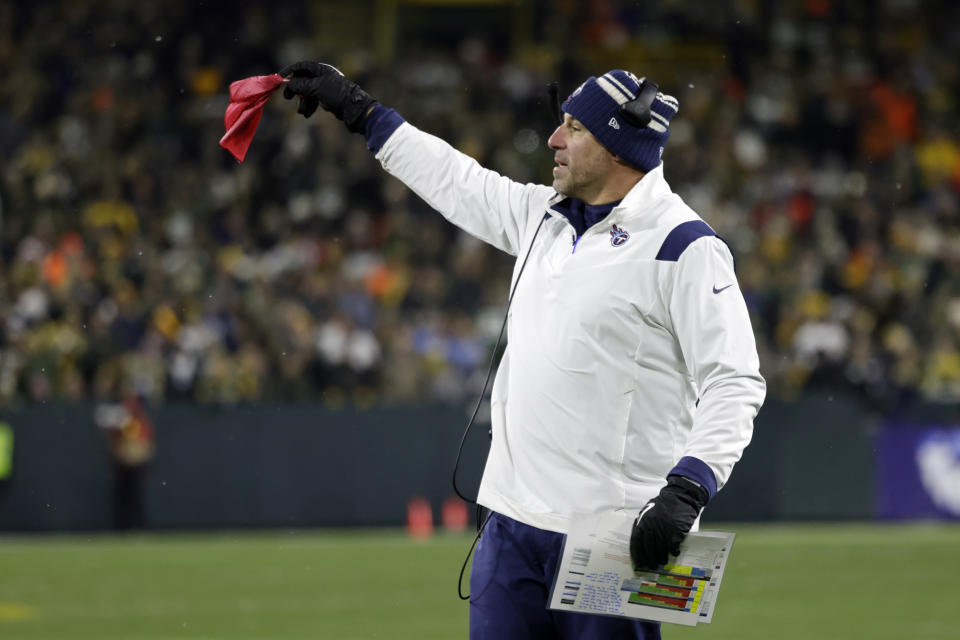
[629,475,709,570]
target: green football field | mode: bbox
[1,523,957,639]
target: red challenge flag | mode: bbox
[218,73,285,162]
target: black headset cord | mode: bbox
[453,213,548,600]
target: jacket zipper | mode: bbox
[548,207,623,255]
[571,212,621,254]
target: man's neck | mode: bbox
[582,170,645,205]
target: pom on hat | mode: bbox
[562,70,678,172]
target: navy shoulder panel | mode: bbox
[655,220,716,262]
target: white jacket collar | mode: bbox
[619,163,671,211]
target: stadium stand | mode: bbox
[1,0,958,414]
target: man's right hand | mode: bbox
[279,61,377,133]
[629,475,708,570]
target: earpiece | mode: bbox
[618,79,660,128]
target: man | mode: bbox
[96,393,156,530]
[280,62,765,639]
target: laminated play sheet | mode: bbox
[549,511,735,626]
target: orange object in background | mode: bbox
[406,496,434,540]
[441,496,469,533]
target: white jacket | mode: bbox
[375,120,766,534]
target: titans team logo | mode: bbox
[610,224,630,247]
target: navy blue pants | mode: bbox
[470,512,661,640]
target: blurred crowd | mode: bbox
[1,0,958,413]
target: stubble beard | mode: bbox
[551,176,568,196]
[552,155,610,201]
[552,169,579,199]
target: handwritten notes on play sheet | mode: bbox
[549,511,735,627]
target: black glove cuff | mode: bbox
[665,475,709,511]
[341,84,378,134]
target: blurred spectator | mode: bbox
[96,393,155,530]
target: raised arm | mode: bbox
[280,61,554,256]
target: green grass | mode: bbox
[0,523,957,639]
[670,523,960,640]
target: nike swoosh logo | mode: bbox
[713,284,733,294]
[636,502,656,524]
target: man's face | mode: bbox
[547,114,617,203]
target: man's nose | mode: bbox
[547,126,564,150]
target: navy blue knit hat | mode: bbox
[562,70,678,172]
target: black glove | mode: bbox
[629,475,709,570]
[279,61,377,133]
